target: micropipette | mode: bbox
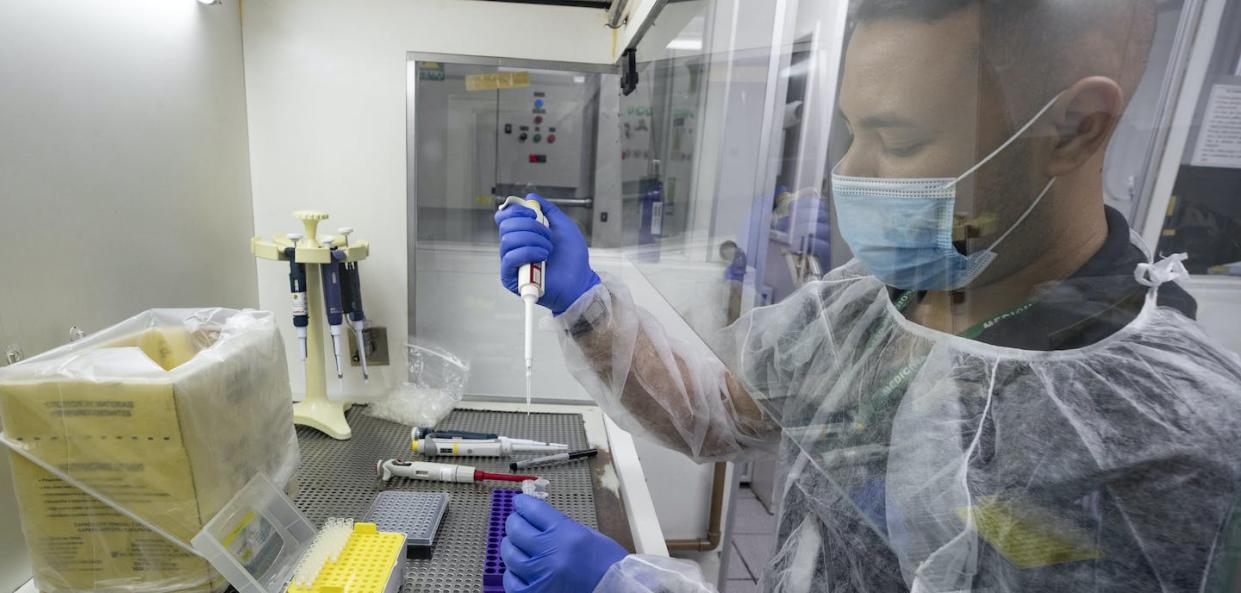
[412,427,499,440]
[321,240,346,380]
[410,436,568,458]
[376,459,536,484]
[285,233,309,362]
[498,196,548,414]
[409,427,560,446]
[338,227,369,382]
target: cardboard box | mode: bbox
[0,310,298,593]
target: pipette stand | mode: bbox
[252,210,371,440]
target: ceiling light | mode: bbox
[666,38,703,51]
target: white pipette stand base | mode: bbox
[293,398,351,440]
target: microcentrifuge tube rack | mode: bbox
[251,210,372,440]
[483,489,520,593]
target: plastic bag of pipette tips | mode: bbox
[367,339,469,428]
[0,308,300,593]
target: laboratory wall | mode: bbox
[0,0,258,590]
[242,0,614,399]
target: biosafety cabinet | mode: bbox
[403,0,1241,579]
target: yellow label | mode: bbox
[223,512,256,547]
[465,71,531,92]
[957,497,1101,568]
[411,439,419,451]
[452,442,460,455]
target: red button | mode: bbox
[534,116,544,124]
[547,134,556,144]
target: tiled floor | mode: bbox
[667,485,777,593]
[724,485,776,593]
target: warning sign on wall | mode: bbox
[1191,83,1241,169]
[465,71,531,92]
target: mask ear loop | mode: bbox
[939,93,1065,190]
[942,93,1064,257]
[980,177,1056,253]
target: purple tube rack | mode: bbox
[484,489,520,593]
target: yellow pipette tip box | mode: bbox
[191,475,406,593]
[287,523,405,593]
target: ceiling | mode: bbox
[478,0,612,8]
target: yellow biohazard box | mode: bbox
[0,309,299,593]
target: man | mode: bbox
[495,0,1241,591]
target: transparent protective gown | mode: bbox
[557,258,1241,593]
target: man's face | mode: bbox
[836,6,1040,246]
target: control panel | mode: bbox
[496,73,594,191]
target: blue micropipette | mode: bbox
[338,227,369,382]
[321,240,346,380]
[285,233,309,362]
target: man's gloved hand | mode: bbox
[500,494,628,593]
[495,193,600,316]
[772,192,830,265]
[725,189,830,283]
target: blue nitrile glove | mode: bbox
[496,193,601,316]
[723,192,776,283]
[725,189,831,282]
[500,494,628,593]
[772,192,830,265]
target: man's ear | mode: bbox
[1044,76,1125,177]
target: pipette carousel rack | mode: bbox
[252,210,370,440]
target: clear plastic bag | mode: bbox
[366,339,469,428]
[0,308,299,593]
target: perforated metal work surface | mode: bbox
[295,408,599,593]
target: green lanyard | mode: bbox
[851,290,1039,433]
[890,289,1039,338]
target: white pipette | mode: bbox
[410,436,568,457]
[524,297,535,412]
[498,196,548,414]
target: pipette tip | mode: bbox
[525,366,533,416]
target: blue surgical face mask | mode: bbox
[831,94,1061,291]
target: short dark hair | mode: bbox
[856,0,976,22]
[851,0,1157,120]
